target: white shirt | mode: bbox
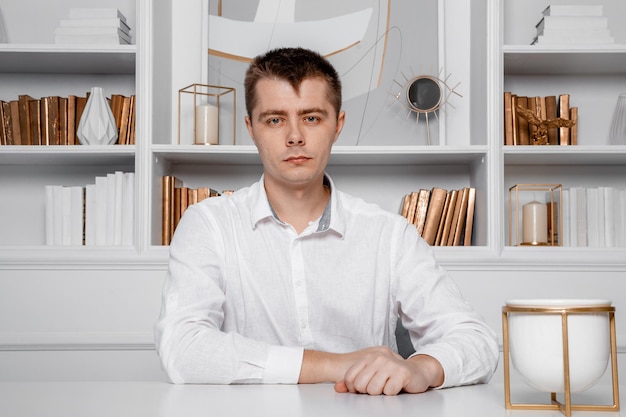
[154,175,498,387]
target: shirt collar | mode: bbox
[250,174,344,237]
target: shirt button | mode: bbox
[296,280,303,287]
[301,321,307,329]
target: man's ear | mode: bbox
[245,115,255,141]
[333,110,346,144]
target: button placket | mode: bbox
[290,238,313,347]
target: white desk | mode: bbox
[0,381,621,417]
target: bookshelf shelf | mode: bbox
[0,44,136,74]
[151,145,488,166]
[503,146,626,165]
[0,145,136,165]
[503,45,626,75]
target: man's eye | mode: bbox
[305,116,319,123]
[268,118,281,125]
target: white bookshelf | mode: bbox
[1,0,626,382]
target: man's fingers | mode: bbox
[334,380,349,393]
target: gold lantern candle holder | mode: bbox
[502,300,620,417]
[509,184,562,246]
[178,83,236,145]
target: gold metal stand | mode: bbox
[177,83,237,145]
[502,305,620,417]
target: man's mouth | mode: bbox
[285,155,311,163]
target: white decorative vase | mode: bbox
[77,87,118,145]
[609,93,626,145]
[0,6,7,43]
[506,299,611,393]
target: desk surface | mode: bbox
[0,381,621,417]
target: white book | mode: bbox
[69,8,127,23]
[600,187,616,248]
[52,186,64,246]
[542,5,603,17]
[536,16,608,32]
[568,187,578,246]
[106,173,117,246]
[54,26,131,43]
[44,185,56,246]
[561,189,570,247]
[586,188,599,247]
[113,171,124,246]
[616,188,626,247]
[534,29,614,45]
[70,186,84,246]
[95,176,108,246]
[54,34,131,45]
[85,184,97,246]
[596,187,605,247]
[576,187,587,247]
[59,18,131,34]
[121,172,135,246]
[61,187,73,246]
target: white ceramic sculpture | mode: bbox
[609,93,626,145]
[77,87,118,145]
[506,299,611,393]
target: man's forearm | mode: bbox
[298,349,345,384]
[406,354,445,388]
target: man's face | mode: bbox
[245,77,345,190]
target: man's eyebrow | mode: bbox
[256,107,329,121]
[256,109,287,121]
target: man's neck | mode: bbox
[265,177,330,234]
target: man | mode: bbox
[155,47,498,396]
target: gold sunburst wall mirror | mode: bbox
[390,69,462,145]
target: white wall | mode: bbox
[1,265,624,381]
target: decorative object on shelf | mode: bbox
[504,93,578,146]
[389,69,461,145]
[531,5,615,46]
[515,105,576,145]
[609,93,626,145]
[509,184,562,246]
[178,83,236,145]
[76,87,118,146]
[54,8,131,45]
[502,299,619,417]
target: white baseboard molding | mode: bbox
[0,332,155,351]
[2,331,626,355]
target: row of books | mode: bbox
[503,92,578,146]
[54,8,132,45]
[0,93,135,146]
[45,171,134,246]
[400,187,476,246]
[162,176,233,245]
[560,186,626,248]
[532,5,615,45]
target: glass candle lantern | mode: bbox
[509,184,562,247]
[178,83,236,145]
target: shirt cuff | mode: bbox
[263,345,304,384]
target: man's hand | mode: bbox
[299,347,444,396]
[334,349,444,395]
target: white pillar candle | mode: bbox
[522,200,548,245]
[195,103,219,145]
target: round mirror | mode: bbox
[406,76,442,113]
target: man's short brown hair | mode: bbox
[244,47,342,121]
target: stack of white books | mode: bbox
[54,8,132,45]
[531,4,615,45]
[45,171,135,247]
